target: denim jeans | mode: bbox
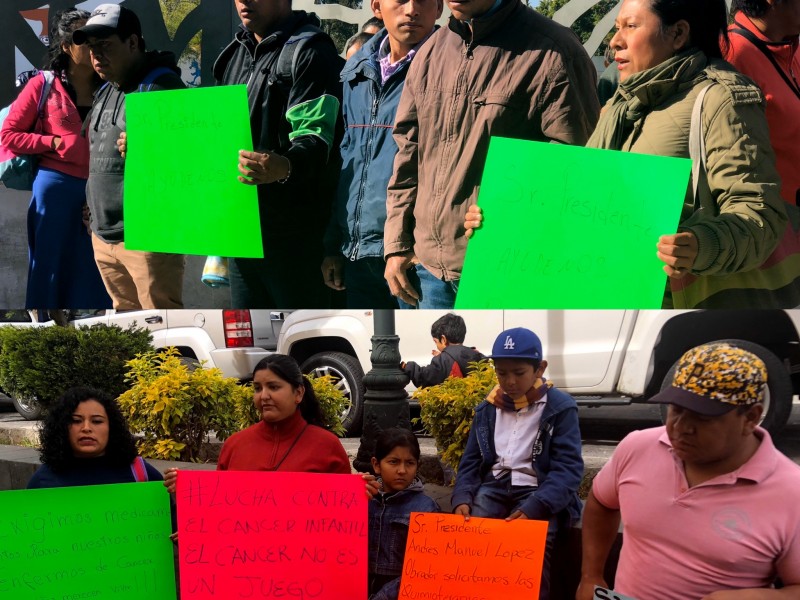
[344,257,399,309]
[398,263,459,309]
[471,471,558,600]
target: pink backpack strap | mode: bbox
[130,456,149,482]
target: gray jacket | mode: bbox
[85,51,184,243]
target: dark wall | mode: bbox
[0,0,238,106]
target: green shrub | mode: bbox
[414,360,497,474]
[0,324,152,410]
[118,348,249,461]
[233,373,347,437]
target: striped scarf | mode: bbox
[485,378,551,411]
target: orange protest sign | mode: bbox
[176,471,367,599]
[399,513,548,600]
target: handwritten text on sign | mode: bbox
[399,512,548,600]
[177,471,367,599]
[124,85,263,258]
[0,482,176,600]
[456,137,690,309]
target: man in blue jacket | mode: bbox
[452,327,584,600]
[321,0,442,308]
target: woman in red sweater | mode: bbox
[165,354,357,492]
[217,353,352,472]
[0,9,110,308]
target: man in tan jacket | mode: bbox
[383,0,600,308]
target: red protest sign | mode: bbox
[399,513,548,600]
[176,471,367,599]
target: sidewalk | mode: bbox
[0,416,614,510]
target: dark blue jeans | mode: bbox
[471,471,558,600]
[344,256,399,309]
[398,263,459,309]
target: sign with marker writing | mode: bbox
[399,512,548,600]
[456,137,690,308]
[124,85,263,257]
[594,586,638,600]
[177,471,367,599]
[0,482,176,599]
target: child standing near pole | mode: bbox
[369,428,440,599]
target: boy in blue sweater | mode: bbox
[452,327,584,600]
[321,0,442,308]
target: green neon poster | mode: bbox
[124,85,263,257]
[456,137,690,308]
[0,482,176,599]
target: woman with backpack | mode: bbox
[27,387,162,488]
[0,8,110,309]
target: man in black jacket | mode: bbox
[215,0,344,308]
[402,313,486,387]
[74,4,185,309]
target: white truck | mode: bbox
[275,309,800,435]
[4,309,798,437]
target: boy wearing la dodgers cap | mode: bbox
[451,327,584,600]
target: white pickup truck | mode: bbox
[275,309,800,435]
[4,309,798,437]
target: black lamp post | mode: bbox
[352,309,411,472]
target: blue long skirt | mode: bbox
[26,167,111,308]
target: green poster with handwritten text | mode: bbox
[124,85,263,257]
[456,138,690,308]
[0,482,176,599]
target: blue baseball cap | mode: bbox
[489,328,542,360]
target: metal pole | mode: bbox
[352,309,411,472]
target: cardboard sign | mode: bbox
[177,471,367,599]
[0,482,176,599]
[399,512,548,600]
[124,85,263,257]
[456,137,690,308]
[594,585,638,600]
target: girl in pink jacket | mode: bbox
[0,8,110,308]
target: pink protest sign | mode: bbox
[176,471,367,599]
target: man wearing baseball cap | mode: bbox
[74,4,186,309]
[452,327,583,600]
[577,342,800,600]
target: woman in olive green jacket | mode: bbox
[467,0,796,308]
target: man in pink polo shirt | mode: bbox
[576,342,800,600]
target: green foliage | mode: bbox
[414,360,497,474]
[160,0,201,58]
[233,373,347,437]
[0,324,152,410]
[536,0,618,52]
[118,348,250,462]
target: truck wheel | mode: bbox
[301,352,365,436]
[12,394,44,420]
[658,339,792,435]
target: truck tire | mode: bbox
[658,339,792,435]
[301,352,365,436]
[12,394,44,420]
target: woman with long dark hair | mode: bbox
[164,354,357,494]
[0,8,110,309]
[466,0,792,309]
[28,386,162,488]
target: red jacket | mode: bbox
[727,13,800,206]
[0,71,89,180]
[218,409,351,474]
